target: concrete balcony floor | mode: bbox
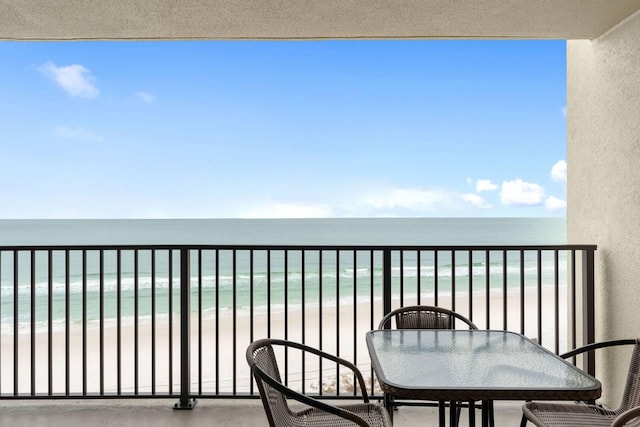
[0,398,526,426]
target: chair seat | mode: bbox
[523,401,620,427]
[294,403,392,427]
[521,339,640,427]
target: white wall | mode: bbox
[567,11,640,406]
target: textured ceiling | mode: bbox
[2,0,640,41]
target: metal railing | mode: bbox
[0,244,596,406]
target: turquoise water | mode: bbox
[0,218,566,326]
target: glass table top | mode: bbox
[366,329,601,400]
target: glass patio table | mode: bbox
[366,329,601,427]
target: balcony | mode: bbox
[0,0,639,420]
[0,242,596,426]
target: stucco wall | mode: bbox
[567,12,640,406]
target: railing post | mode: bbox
[582,248,596,377]
[175,248,197,409]
[383,249,392,328]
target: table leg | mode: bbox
[438,400,446,427]
[488,400,495,427]
[468,400,475,427]
[383,393,393,423]
[481,401,490,427]
[450,401,458,427]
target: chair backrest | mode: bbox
[246,339,294,427]
[378,305,478,330]
[619,340,640,412]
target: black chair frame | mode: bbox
[247,338,390,427]
[521,338,639,427]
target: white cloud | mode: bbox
[363,187,493,214]
[243,203,333,218]
[551,160,567,183]
[53,125,103,142]
[462,193,491,209]
[38,61,99,98]
[500,179,545,206]
[136,91,155,103]
[476,179,498,192]
[545,196,567,211]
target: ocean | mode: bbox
[0,217,566,246]
[0,218,566,328]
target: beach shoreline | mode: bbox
[1,285,570,395]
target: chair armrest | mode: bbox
[611,406,640,427]
[266,338,371,401]
[251,364,374,427]
[560,339,637,359]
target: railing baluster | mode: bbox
[335,249,340,396]
[284,250,289,386]
[175,248,195,409]
[468,249,473,322]
[250,249,255,395]
[198,249,202,396]
[369,250,374,332]
[417,250,422,305]
[168,250,173,395]
[537,250,543,344]
[319,250,323,396]
[99,249,104,396]
[520,249,525,335]
[116,250,121,395]
[301,250,305,395]
[151,249,156,395]
[65,249,70,396]
[232,249,237,395]
[13,250,18,396]
[134,249,139,395]
[352,249,357,396]
[571,250,577,363]
[451,250,456,312]
[399,250,404,306]
[582,248,596,376]
[382,249,391,324]
[554,250,560,354]
[434,250,439,306]
[267,251,271,338]
[30,250,35,396]
[335,251,339,351]
[485,250,490,330]
[502,249,508,330]
[215,249,219,396]
[369,250,375,395]
[0,251,3,395]
[82,250,87,396]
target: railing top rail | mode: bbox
[0,244,597,251]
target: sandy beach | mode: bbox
[1,285,572,396]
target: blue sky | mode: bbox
[0,40,567,219]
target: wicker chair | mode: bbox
[377,305,479,330]
[522,339,640,427]
[246,338,392,427]
[377,306,491,426]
